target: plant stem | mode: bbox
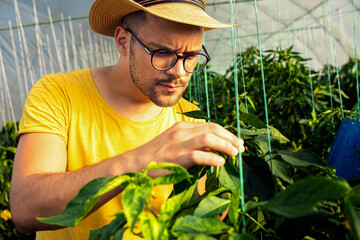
[244,211,271,236]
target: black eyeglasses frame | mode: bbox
[126,28,211,73]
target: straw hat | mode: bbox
[89,0,234,37]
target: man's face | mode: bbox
[128,15,203,107]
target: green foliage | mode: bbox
[37,107,360,239]
[326,57,360,111]
[186,46,358,161]
[247,177,350,218]
[0,122,18,147]
[228,46,345,151]
[0,146,17,239]
[0,122,35,239]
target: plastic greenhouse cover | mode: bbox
[0,0,359,126]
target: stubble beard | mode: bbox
[129,43,188,107]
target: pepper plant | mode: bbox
[187,46,357,161]
[38,110,360,239]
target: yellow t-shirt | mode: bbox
[16,68,201,239]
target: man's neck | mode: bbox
[90,65,164,122]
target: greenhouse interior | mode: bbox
[0,0,360,239]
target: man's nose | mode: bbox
[165,59,187,78]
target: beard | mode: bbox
[129,42,188,107]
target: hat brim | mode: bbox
[89,0,234,37]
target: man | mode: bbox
[10,0,244,239]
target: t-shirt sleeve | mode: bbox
[16,75,69,144]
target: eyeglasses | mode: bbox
[126,28,211,73]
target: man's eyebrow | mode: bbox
[147,41,202,53]
[147,41,169,50]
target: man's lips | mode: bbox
[159,83,181,93]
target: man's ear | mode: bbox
[114,26,129,56]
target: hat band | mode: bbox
[134,0,205,11]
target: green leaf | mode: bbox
[239,112,266,129]
[344,198,360,240]
[139,214,154,240]
[228,187,240,226]
[261,177,351,218]
[179,180,203,209]
[244,200,266,213]
[229,232,257,240]
[37,175,131,227]
[243,156,275,201]
[349,185,360,208]
[181,110,212,121]
[193,196,230,218]
[219,161,240,191]
[158,191,187,224]
[204,171,220,193]
[122,182,152,232]
[267,158,293,184]
[112,228,127,240]
[268,126,290,144]
[140,213,168,240]
[238,128,261,139]
[146,162,191,186]
[89,212,127,240]
[251,128,289,145]
[172,215,228,236]
[252,135,281,156]
[177,233,217,240]
[278,149,331,170]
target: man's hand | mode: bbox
[120,121,245,175]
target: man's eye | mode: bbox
[186,54,198,59]
[155,51,174,57]
[184,53,201,61]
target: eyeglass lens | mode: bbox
[152,51,208,73]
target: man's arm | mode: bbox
[10,133,123,233]
[10,121,244,233]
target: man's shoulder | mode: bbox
[26,68,93,104]
[38,68,91,86]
